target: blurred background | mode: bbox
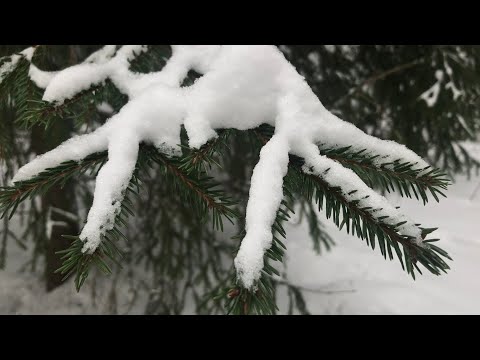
[1,45,479,314]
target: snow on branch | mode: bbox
[0,47,35,85]
[12,45,433,289]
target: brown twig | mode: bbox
[154,153,230,212]
[275,279,356,295]
[331,56,427,109]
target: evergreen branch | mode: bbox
[19,86,101,128]
[223,125,451,314]
[1,143,240,291]
[331,56,427,108]
[285,283,310,315]
[1,58,43,127]
[319,146,451,204]
[54,162,142,291]
[298,200,335,254]
[128,45,172,74]
[288,164,451,278]
[148,148,239,231]
[2,48,103,131]
[0,49,28,86]
[240,126,449,288]
[18,81,127,130]
[254,126,450,203]
[225,187,294,315]
[179,130,232,173]
[1,45,457,315]
[0,152,107,220]
[12,45,164,130]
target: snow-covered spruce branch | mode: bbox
[321,148,449,204]
[225,194,293,315]
[253,126,450,204]
[179,129,232,174]
[4,45,451,291]
[147,148,239,230]
[224,138,449,314]
[0,152,107,219]
[0,144,239,289]
[55,161,141,291]
[288,166,450,276]
[254,127,449,269]
[10,46,172,130]
[0,49,46,140]
[19,84,106,129]
[0,47,35,86]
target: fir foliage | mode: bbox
[282,45,480,176]
[0,45,459,314]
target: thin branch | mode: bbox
[275,279,356,294]
[331,56,427,108]
[304,171,419,258]
[153,152,233,214]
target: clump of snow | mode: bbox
[445,81,463,100]
[324,45,336,53]
[45,206,68,240]
[96,102,114,114]
[43,63,112,103]
[308,52,320,67]
[20,47,35,61]
[420,65,464,106]
[0,55,21,81]
[29,65,58,88]
[0,47,34,84]
[234,136,290,288]
[40,45,148,104]
[13,45,432,289]
[419,70,444,107]
[13,130,109,182]
[443,59,464,101]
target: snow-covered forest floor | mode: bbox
[284,172,480,314]
[1,171,480,315]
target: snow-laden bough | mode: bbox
[12,45,431,289]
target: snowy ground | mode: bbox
[284,173,480,314]
[1,173,480,314]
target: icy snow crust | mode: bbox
[12,45,430,289]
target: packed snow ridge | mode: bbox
[11,45,430,289]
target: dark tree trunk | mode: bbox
[43,183,79,292]
[31,120,79,292]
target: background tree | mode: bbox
[0,45,104,291]
[0,45,468,314]
[282,45,480,174]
